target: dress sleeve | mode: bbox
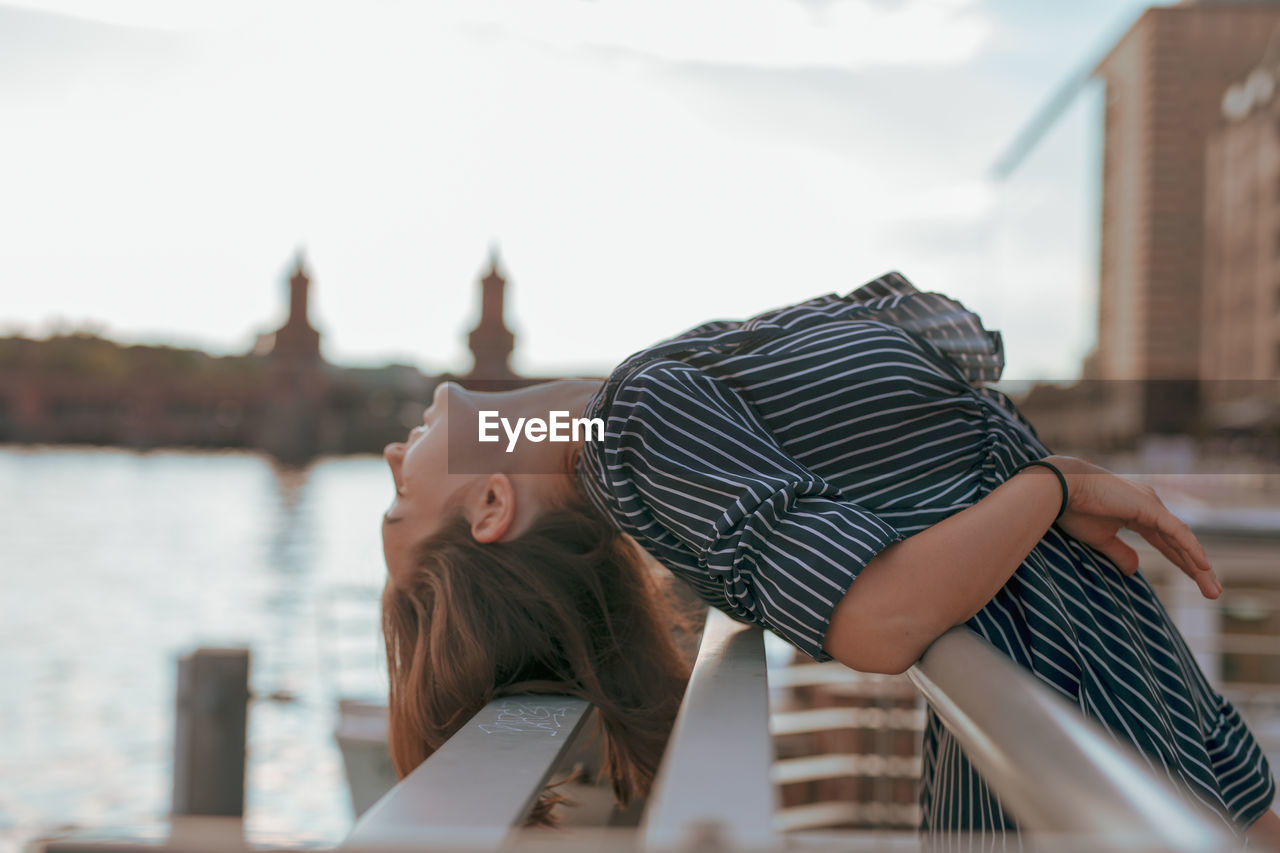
[605,359,903,661]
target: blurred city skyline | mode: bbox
[3,0,1168,380]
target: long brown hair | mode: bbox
[381,488,695,819]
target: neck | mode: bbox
[504,379,603,477]
[540,379,603,421]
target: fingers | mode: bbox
[1131,529,1221,599]
[1175,552,1222,599]
[1153,511,1214,578]
[1133,515,1221,599]
[1138,524,1195,574]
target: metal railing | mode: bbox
[341,695,594,850]
[908,626,1239,851]
[37,616,1252,852]
[336,619,1244,851]
[639,609,777,851]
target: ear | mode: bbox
[469,473,517,543]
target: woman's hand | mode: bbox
[1045,455,1221,599]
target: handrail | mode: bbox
[908,627,1238,851]
[640,608,779,852]
[341,695,593,850]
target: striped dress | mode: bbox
[574,272,1275,841]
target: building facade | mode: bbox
[1088,0,1280,434]
[1020,1,1280,450]
[1202,56,1280,431]
[466,251,518,384]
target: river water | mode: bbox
[0,447,396,852]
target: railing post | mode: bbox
[171,648,251,818]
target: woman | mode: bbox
[380,271,1279,844]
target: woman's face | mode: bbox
[380,379,601,586]
[381,381,485,584]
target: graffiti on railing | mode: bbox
[477,700,571,735]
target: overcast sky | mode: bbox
[0,0,1169,380]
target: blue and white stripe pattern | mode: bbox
[575,272,1275,840]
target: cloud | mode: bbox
[0,0,270,32]
[444,0,993,70]
[0,0,1097,382]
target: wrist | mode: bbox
[1042,455,1083,509]
[1011,458,1070,521]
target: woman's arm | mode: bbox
[1247,808,1280,851]
[824,455,1218,674]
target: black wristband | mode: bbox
[1011,459,1069,521]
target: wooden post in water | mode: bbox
[171,648,251,817]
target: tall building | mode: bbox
[269,255,323,365]
[1202,53,1280,430]
[256,254,329,461]
[466,249,517,384]
[1088,1,1280,434]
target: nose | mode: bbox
[423,382,451,424]
[432,381,452,409]
[383,441,406,489]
